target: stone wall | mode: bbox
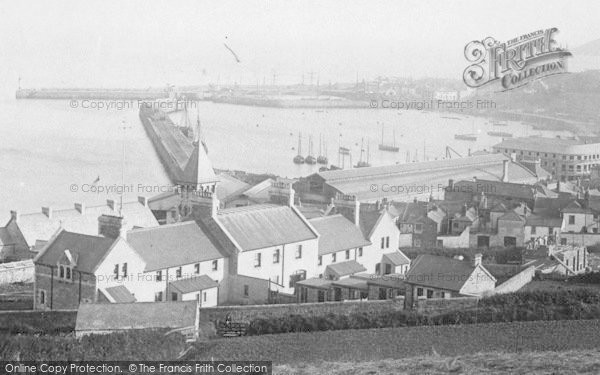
[199,298,405,322]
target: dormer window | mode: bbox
[58,264,73,282]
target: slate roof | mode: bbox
[9,200,159,247]
[498,211,525,222]
[216,204,317,251]
[405,254,495,292]
[170,275,218,294]
[382,251,411,266]
[75,301,197,333]
[0,227,14,246]
[326,260,367,278]
[216,173,250,202]
[241,178,274,200]
[525,214,563,227]
[127,221,227,272]
[358,209,386,239]
[102,285,136,303]
[309,215,371,256]
[34,230,116,273]
[313,154,539,201]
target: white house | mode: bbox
[357,208,401,274]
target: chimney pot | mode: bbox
[473,253,482,267]
[10,210,19,222]
[74,203,85,214]
[107,199,115,211]
[42,206,53,219]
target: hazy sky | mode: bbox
[1,0,599,97]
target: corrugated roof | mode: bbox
[296,277,333,289]
[332,278,369,291]
[382,251,411,266]
[493,136,600,154]
[75,301,196,332]
[127,221,227,272]
[35,230,116,273]
[326,260,366,277]
[11,200,159,247]
[314,154,539,201]
[170,275,218,294]
[309,215,371,255]
[217,204,317,251]
[405,254,493,292]
[103,285,136,303]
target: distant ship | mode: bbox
[487,131,513,138]
[355,138,371,168]
[379,124,400,152]
[317,134,328,165]
[305,135,317,164]
[454,134,477,141]
[293,132,305,164]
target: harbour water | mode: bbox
[0,98,572,222]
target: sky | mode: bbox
[0,0,599,98]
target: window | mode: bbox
[358,248,363,257]
[273,249,280,264]
[66,267,71,280]
[156,270,162,282]
[155,291,163,301]
[417,287,423,297]
[254,253,262,267]
[113,264,119,280]
[59,266,64,279]
[203,292,207,302]
[531,226,536,235]
[296,245,303,259]
[243,285,249,297]
[171,292,178,301]
[318,255,322,266]
[561,238,567,245]
[380,237,385,249]
[122,263,127,278]
[345,250,350,260]
[415,223,423,233]
[58,265,73,281]
[317,290,325,302]
[569,215,575,225]
[332,253,337,263]
[386,236,390,248]
[441,291,446,298]
[427,289,434,298]
[212,260,218,271]
[176,267,182,278]
[195,263,200,274]
[39,290,46,305]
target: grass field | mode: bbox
[272,350,600,374]
[192,319,600,365]
[521,280,600,293]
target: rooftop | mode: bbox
[382,251,411,266]
[127,221,228,272]
[170,275,219,294]
[326,260,367,278]
[493,136,600,154]
[217,204,317,251]
[102,285,136,303]
[309,215,370,255]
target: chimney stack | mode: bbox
[211,193,220,218]
[473,253,482,267]
[354,200,360,227]
[74,203,85,214]
[10,210,19,222]
[138,196,148,207]
[502,159,509,182]
[288,184,295,207]
[98,214,127,239]
[42,206,53,219]
[107,199,115,211]
[448,179,454,191]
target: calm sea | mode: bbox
[0,98,571,223]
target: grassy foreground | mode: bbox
[192,319,600,364]
[272,350,600,374]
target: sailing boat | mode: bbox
[293,132,305,164]
[305,135,317,164]
[317,134,328,165]
[356,138,371,168]
[379,125,400,152]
